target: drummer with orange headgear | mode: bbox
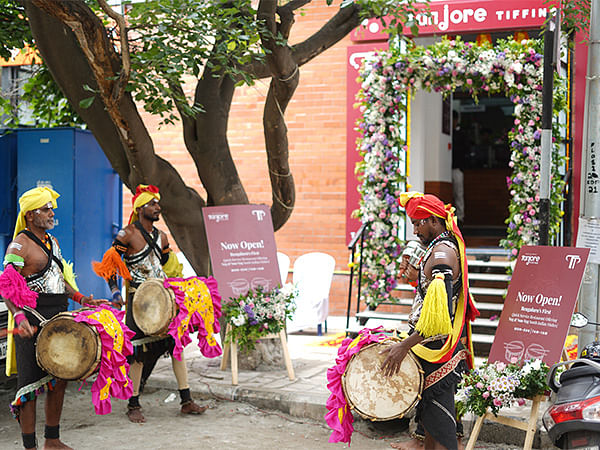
[93,184,207,423]
[0,186,107,450]
[381,192,479,450]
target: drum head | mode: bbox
[132,278,175,336]
[36,314,101,381]
[343,341,423,421]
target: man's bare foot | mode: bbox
[127,406,146,423]
[42,438,73,449]
[390,438,424,450]
[180,400,208,415]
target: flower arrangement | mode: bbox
[456,358,550,417]
[222,283,297,353]
[355,37,567,307]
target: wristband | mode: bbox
[112,291,122,303]
[14,311,26,325]
[72,292,85,304]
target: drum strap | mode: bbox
[19,230,64,282]
[132,222,162,261]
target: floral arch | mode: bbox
[356,37,567,308]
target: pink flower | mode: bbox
[493,398,503,407]
[476,382,484,389]
[482,391,490,399]
[517,398,526,406]
[510,356,518,364]
[466,79,473,85]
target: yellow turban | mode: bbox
[129,184,161,224]
[13,187,60,239]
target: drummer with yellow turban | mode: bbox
[0,186,107,450]
[93,184,206,423]
[381,192,479,450]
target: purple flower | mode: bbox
[533,130,541,140]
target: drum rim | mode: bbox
[36,312,102,381]
[342,339,424,422]
[131,278,176,336]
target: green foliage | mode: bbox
[544,0,590,36]
[222,284,297,354]
[123,0,266,124]
[0,0,31,60]
[1,65,85,128]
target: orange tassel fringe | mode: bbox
[92,247,132,281]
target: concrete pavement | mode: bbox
[146,317,555,449]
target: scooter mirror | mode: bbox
[570,312,589,328]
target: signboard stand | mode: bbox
[465,395,546,450]
[467,245,589,449]
[220,323,295,385]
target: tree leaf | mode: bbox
[79,96,95,109]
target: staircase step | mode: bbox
[343,328,497,345]
[467,259,512,269]
[371,299,504,311]
[468,273,511,282]
[355,311,500,329]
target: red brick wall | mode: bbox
[133,1,355,318]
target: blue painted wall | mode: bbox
[3,128,122,307]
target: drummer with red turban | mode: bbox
[381,192,479,450]
[93,184,207,423]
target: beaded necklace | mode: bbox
[417,231,451,266]
[25,227,52,251]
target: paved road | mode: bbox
[0,380,526,449]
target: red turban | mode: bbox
[129,184,161,224]
[398,192,449,220]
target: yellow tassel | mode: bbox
[163,252,183,278]
[62,259,79,291]
[415,274,452,337]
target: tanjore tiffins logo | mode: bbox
[520,253,540,265]
[207,213,229,223]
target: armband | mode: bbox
[160,250,170,266]
[72,291,84,304]
[112,239,128,256]
[14,311,26,325]
[4,253,25,268]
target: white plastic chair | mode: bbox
[277,251,290,285]
[286,252,335,336]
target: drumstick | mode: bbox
[0,326,38,337]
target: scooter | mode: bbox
[542,312,600,449]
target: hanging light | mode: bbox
[514,31,530,43]
[476,33,492,46]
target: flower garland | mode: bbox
[356,37,567,307]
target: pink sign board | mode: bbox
[202,205,281,301]
[351,0,549,42]
[488,246,590,365]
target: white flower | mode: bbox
[232,314,246,327]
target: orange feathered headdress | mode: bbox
[128,184,160,224]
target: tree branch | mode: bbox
[292,2,361,66]
[257,0,298,229]
[96,0,130,102]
